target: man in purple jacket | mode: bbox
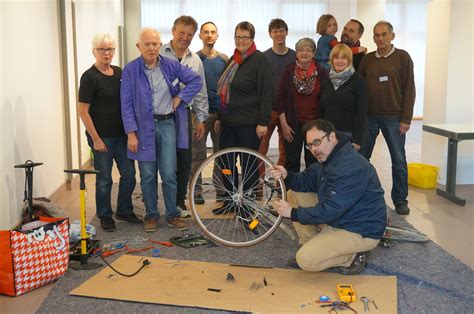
[121,28,202,233]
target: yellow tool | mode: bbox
[337,284,356,302]
[248,219,259,230]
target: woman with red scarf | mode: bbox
[278,38,321,172]
[212,21,272,215]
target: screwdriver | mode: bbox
[148,239,174,247]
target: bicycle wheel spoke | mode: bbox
[189,147,286,247]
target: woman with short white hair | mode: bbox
[78,33,138,232]
[277,37,321,172]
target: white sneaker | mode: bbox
[178,203,191,218]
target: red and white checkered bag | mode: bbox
[0,217,69,296]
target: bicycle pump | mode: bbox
[14,160,44,223]
[64,169,102,270]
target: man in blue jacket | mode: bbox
[121,28,202,233]
[272,119,386,274]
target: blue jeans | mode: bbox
[90,136,136,218]
[138,119,179,220]
[360,116,408,205]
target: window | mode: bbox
[141,0,328,54]
[386,0,428,117]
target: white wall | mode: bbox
[357,0,385,52]
[124,0,142,63]
[422,0,474,184]
[0,0,123,229]
[1,0,66,229]
[74,0,124,165]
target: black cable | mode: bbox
[99,255,150,277]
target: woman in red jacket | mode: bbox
[278,38,322,172]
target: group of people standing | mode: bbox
[78,14,415,275]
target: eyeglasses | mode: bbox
[305,134,329,150]
[234,36,252,41]
[297,48,314,53]
[95,48,115,54]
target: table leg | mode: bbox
[436,138,466,206]
[446,138,457,194]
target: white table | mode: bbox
[422,123,474,205]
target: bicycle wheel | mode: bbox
[189,147,286,247]
[382,225,429,243]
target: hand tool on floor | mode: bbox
[148,239,174,247]
[371,300,378,310]
[126,246,154,254]
[102,246,128,257]
[361,296,370,312]
[337,283,356,302]
[321,301,357,313]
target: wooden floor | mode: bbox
[1,120,473,312]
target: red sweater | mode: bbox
[277,62,321,129]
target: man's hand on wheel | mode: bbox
[270,165,287,180]
[274,200,292,218]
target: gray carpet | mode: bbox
[37,184,474,313]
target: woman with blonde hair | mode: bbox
[320,43,368,150]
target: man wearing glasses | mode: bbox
[271,119,387,275]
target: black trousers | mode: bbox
[284,123,317,173]
[176,108,192,205]
[219,124,261,198]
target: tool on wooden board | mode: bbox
[361,296,370,312]
[320,301,357,313]
[337,283,356,302]
[360,296,378,312]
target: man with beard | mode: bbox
[341,19,366,70]
[271,119,386,275]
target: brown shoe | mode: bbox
[167,217,188,231]
[144,217,158,233]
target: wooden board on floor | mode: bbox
[70,255,397,313]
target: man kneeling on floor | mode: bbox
[271,119,387,274]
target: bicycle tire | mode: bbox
[382,225,429,243]
[189,147,286,247]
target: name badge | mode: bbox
[171,78,179,87]
[379,76,388,82]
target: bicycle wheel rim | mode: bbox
[382,226,429,243]
[189,147,285,247]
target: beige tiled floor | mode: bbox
[1,121,472,312]
[369,121,474,269]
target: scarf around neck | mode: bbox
[329,66,355,90]
[217,42,257,112]
[293,60,318,94]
